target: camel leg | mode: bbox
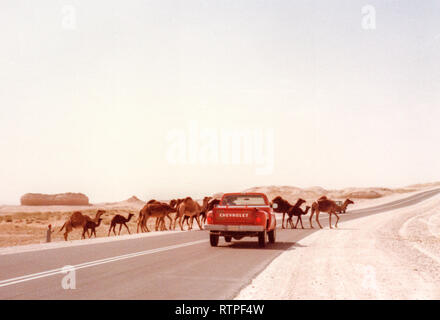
[179,216,184,231]
[195,215,203,230]
[316,211,323,229]
[166,215,172,230]
[145,217,150,232]
[189,216,194,230]
[282,213,285,229]
[64,224,72,241]
[108,225,112,236]
[172,216,178,230]
[334,212,340,228]
[299,216,304,229]
[187,216,193,229]
[124,223,130,234]
[329,214,332,229]
[118,224,122,235]
[113,224,117,236]
[156,217,161,231]
[309,212,314,229]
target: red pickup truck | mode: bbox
[204,193,277,247]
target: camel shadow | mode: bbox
[218,241,299,250]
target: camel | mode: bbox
[286,206,310,229]
[336,199,354,213]
[173,197,211,231]
[59,210,105,241]
[155,199,183,231]
[83,218,103,238]
[183,198,220,227]
[108,213,134,236]
[201,198,220,224]
[138,202,176,232]
[137,199,161,233]
[309,197,343,229]
[271,196,305,229]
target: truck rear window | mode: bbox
[221,195,267,206]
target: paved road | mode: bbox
[0,188,439,299]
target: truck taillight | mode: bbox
[255,216,262,224]
[207,212,213,224]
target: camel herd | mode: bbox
[272,195,354,229]
[58,195,354,241]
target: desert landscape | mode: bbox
[1,182,439,248]
[235,185,440,299]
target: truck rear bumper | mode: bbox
[204,224,264,232]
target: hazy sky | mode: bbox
[1,0,439,204]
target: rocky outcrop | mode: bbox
[20,193,90,206]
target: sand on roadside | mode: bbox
[235,192,440,299]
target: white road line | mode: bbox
[0,239,207,288]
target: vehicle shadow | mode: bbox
[217,241,301,250]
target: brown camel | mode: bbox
[286,206,311,229]
[310,197,342,229]
[271,196,306,229]
[108,213,134,236]
[183,197,219,228]
[155,199,182,231]
[83,218,103,238]
[138,202,176,232]
[137,199,161,233]
[173,197,211,231]
[59,210,105,241]
[336,199,354,213]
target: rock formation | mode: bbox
[20,193,89,206]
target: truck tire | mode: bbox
[268,228,276,244]
[210,233,219,247]
[224,236,232,243]
[258,230,267,248]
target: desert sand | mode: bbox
[235,188,440,299]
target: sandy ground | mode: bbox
[235,193,440,299]
[0,197,185,247]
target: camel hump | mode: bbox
[70,211,84,222]
[318,196,327,200]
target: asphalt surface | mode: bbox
[0,188,439,300]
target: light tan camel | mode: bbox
[59,210,105,241]
[173,197,211,231]
[309,197,342,229]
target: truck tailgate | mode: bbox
[212,207,259,225]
